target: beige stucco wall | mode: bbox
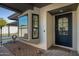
[47,12,55,48]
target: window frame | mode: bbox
[32,14,39,39]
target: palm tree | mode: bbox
[0,18,7,46]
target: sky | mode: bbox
[0,7,17,34]
[0,7,15,23]
[19,16,28,26]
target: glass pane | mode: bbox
[58,18,63,31]
[58,24,62,31]
[63,22,68,27]
[33,15,38,22]
[33,29,38,38]
[63,17,68,23]
[33,22,38,27]
[58,17,68,35]
[32,14,39,39]
[63,17,68,35]
[19,16,28,37]
[19,16,28,27]
[58,18,63,23]
[33,15,39,28]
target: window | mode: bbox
[19,15,28,37]
[32,14,39,39]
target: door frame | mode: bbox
[54,11,73,50]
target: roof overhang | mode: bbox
[8,13,20,20]
[7,21,18,26]
[0,3,51,13]
[0,3,51,20]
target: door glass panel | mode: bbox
[58,17,68,35]
[58,18,62,31]
[58,18,63,23]
[63,18,68,23]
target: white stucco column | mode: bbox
[77,4,79,53]
[28,10,32,40]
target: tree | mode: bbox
[0,18,7,46]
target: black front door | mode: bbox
[55,13,72,47]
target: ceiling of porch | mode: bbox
[0,3,51,13]
[49,4,78,15]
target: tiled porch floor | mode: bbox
[42,46,79,56]
[3,41,44,56]
[0,46,14,56]
[0,41,78,56]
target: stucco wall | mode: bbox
[72,11,77,50]
[77,4,79,53]
[47,12,55,48]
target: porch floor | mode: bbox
[42,46,79,56]
[0,41,78,56]
[0,46,14,56]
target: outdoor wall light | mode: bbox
[59,10,63,12]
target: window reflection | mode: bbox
[32,14,39,39]
[58,17,68,35]
[19,16,28,37]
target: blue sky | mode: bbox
[19,16,28,26]
[0,7,15,23]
